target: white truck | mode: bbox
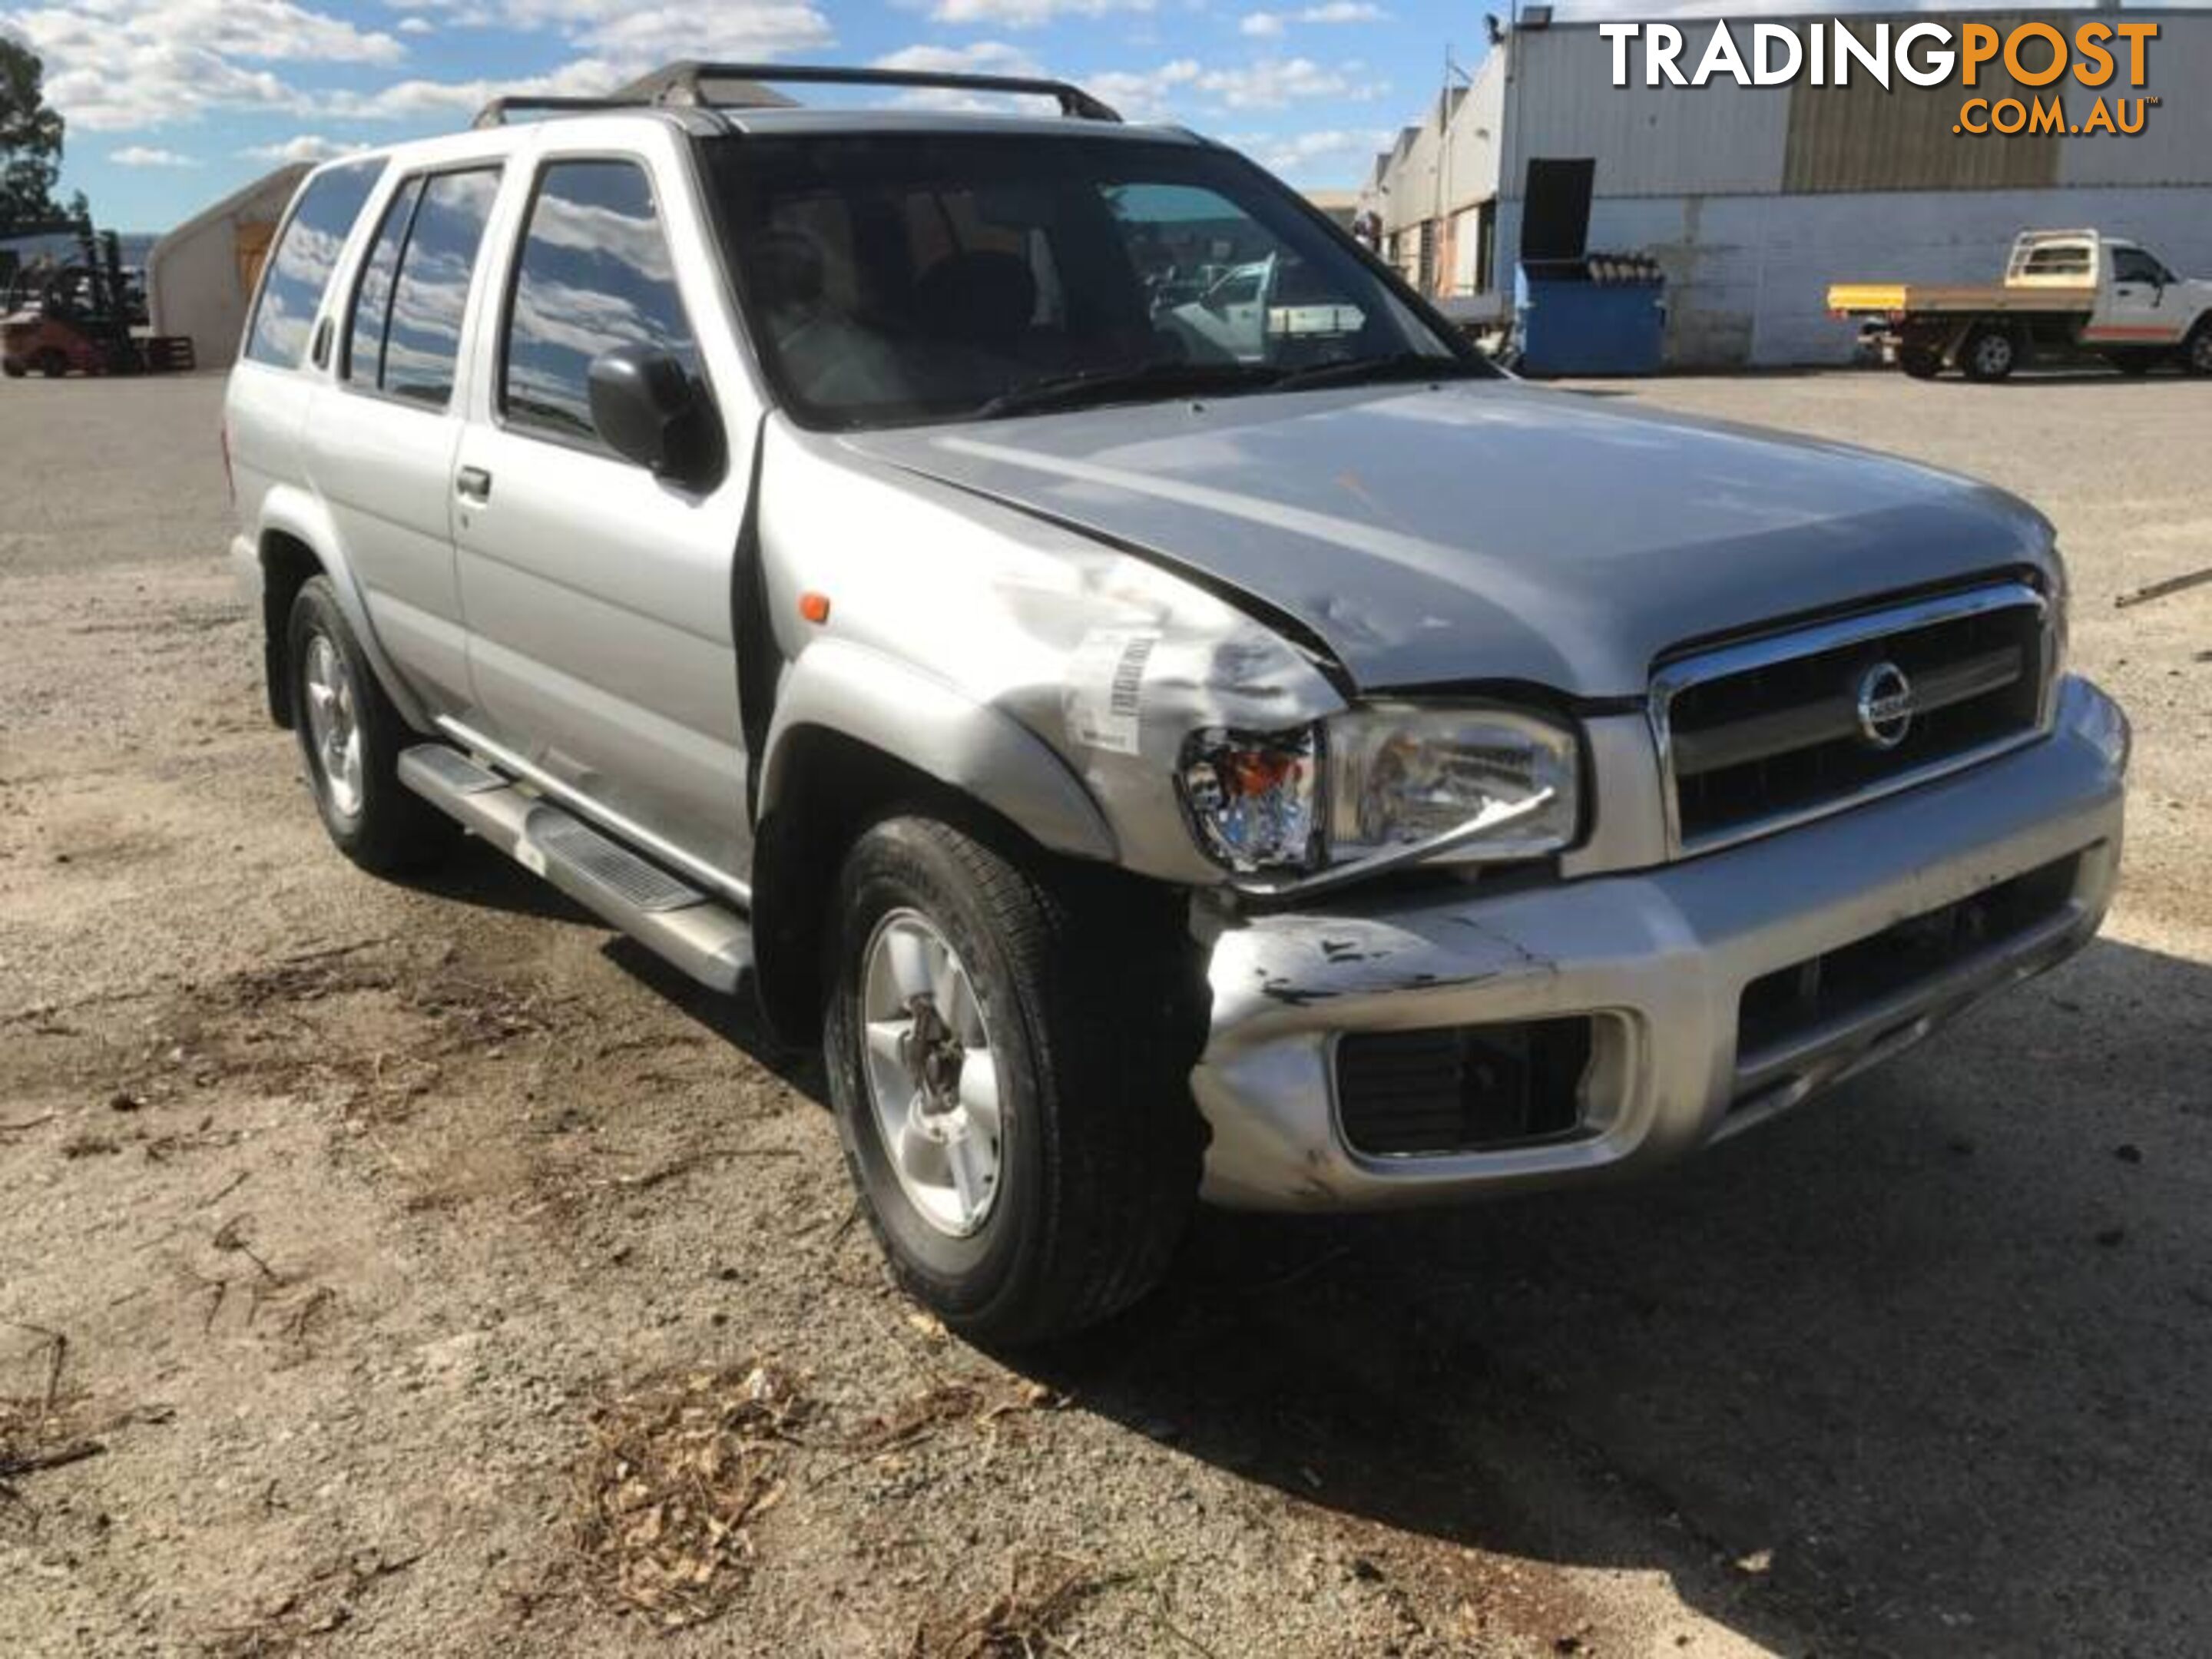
[1163,254,1368,363]
[1828,229,2212,381]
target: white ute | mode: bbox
[1829,228,2212,380]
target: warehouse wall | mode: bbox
[1494,183,2212,366]
[1365,11,2212,364]
[1504,13,2212,198]
[1503,23,1789,198]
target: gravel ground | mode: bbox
[1,366,2205,1659]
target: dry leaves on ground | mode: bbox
[907,1551,1127,1659]
[571,1361,812,1629]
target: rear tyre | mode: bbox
[823,815,1201,1347]
[1897,344,1942,380]
[2183,318,2212,378]
[1959,326,2019,382]
[35,349,68,379]
[285,576,456,875]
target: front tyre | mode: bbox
[823,816,1200,1346]
[286,576,455,875]
[2183,318,2212,378]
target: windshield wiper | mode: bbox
[1272,351,1485,392]
[974,359,1283,419]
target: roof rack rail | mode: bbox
[472,61,1122,128]
[474,94,644,128]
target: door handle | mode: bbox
[456,465,492,503]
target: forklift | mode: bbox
[2,214,190,379]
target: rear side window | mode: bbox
[502,160,697,444]
[343,177,424,387]
[2020,243,2091,277]
[359,167,502,408]
[243,159,382,367]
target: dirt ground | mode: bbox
[2,366,2206,1659]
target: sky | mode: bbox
[4,0,1479,231]
[8,0,2200,232]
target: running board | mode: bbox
[397,744,753,993]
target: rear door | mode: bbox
[449,137,757,889]
[304,164,506,714]
[227,159,384,518]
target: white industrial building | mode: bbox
[1359,8,2212,366]
[146,164,309,372]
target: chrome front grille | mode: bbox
[1654,583,2054,854]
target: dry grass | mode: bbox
[906,1551,1122,1659]
[0,1326,103,1523]
[846,1378,1061,1455]
[571,1362,812,1630]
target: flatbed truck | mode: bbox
[1828,229,2212,381]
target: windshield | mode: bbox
[704,132,1480,429]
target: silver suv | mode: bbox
[225,62,2130,1343]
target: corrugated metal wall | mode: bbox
[1781,15,2060,193]
[1505,11,2212,198]
[1505,25,1789,198]
[2058,18,2210,185]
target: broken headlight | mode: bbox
[1177,726,1322,873]
[1176,706,1579,881]
[1326,704,1579,865]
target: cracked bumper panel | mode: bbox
[1193,675,2128,1211]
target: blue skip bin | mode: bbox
[1513,255,1667,377]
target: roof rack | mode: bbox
[473,61,1122,128]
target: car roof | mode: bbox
[306,104,1207,183]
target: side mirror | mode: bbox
[587,345,724,489]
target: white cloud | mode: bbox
[16,0,833,134]
[1240,2,1382,35]
[239,134,371,163]
[110,144,199,167]
[536,1,832,67]
[1200,56,1363,109]
[927,0,1154,29]
[870,40,1058,109]
[873,41,1047,75]
[1233,125,1392,178]
[1088,54,1371,124]
[1086,58,1202,121]
[316,55,623,121]
[13,0,405,130]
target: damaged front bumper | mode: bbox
[1192,675,2128,1210]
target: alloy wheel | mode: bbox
[859,909,1004,1237]
[301,632,364,820]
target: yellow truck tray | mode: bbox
[1827,282,2098,317]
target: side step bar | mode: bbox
[397,744,753,992]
